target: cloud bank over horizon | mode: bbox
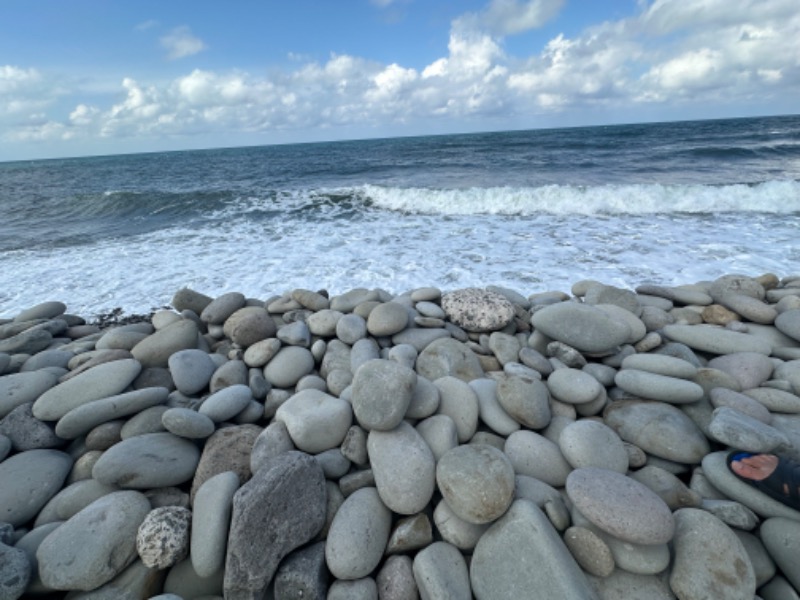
[1,0,798,159]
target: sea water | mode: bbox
[1,115,799,317]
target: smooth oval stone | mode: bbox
[276,388,352,453]
[168,349,217,395]
[760,517,800,592]
[547,368,603,404]
[563,526,615,577]
[32,358,142,421]
[36,490,151,591]
[350,338,381,373]
[326,487,392,580]
[412,542,471,599]
[96,328,149,351]
[495,373,551,428]
[558,419,629,473]
[172,288,213,315]
[604,399,710,464]
[223,306,276,347]
[306,309,344,337]
[708,407,789,452]
[670,508,756,600]
[14,300,66,322]
[291,288,329,311]
[588,570,676,599]
[775,309,800,342]
[709,387,772,424]
[0,449,72,527]
[504,430,572,487]
[366,302,409,336]
[131,320,199,368]
[391,328,451,352]
[0,328,52,355]
[368,421,436,515]
[336,313,367,344]
[55,387,169,439]
[406,375,440,420]
[415,414,459,462]
[620,353,698,378]
[614,369,704,403]
[469,378,520,436]
[471,500,597,600]
[93,432,201,488]
[330,288,378,312]
[707,351,774,389]
[0,370,59,418]
[743,387,800,413]
[566,467,675,545]
[532,302,631,354]
[351,359,416,431]
[199,384,252,423]
[432,375,480,443]
[432,499,489,551]
[162,407,216,439]
[662,324,772,355]
[436,444,515,525]
[200,291,246,324]
[415,337,484,382]
[277,320,312,347]
[243,338,282,368]
[264,346,315,388]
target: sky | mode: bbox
[1,0,798,161]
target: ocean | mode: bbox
[1,114,799,318]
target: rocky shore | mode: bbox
[1,273,800,599]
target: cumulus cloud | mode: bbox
[2,0,799,151]
[161,26,207,60]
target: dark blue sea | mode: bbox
[1,114,799,316]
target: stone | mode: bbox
[662,324,772,355]
[0,541,30,600]
[669,508,756,600]
[0,370,59,418]
[264,346,315,388]
[368,421,436,515]
[39,478,119,524]
[120,405,169,438]
[441,288,515,332]
[708,407,790,453]
[415,414,458,462]
[471,500,598,600]
[0,328,52,355]
[558,419,629,473]
[242,338,282,368]
[469,377,520,436]
[709,387,772,424]
[163,559,224,599]
[504,430,572,487]
[701,499,759,530]
[199,384,252,423]
[412,542,471,599]
[326,487,392,580]
[328,578,378,600]
[531,302,631,354]
[743,387,800,413]
[66,558,168,600]
[306,309,344,336]
[367,302,410,336]
[351,359,416,431]
[37,490,151,591]
[760,517,800,591]
[13,300,66,322]
[162,407,216,439]
[775,308,800,342]
[209,359,248,392]
[707,352,774,389]
[587,571,676,600]
[432,499,489,551]
[54,386,169,439]
[615,368,704,404]
[416,337,484,382]
[495,373,551,428]
[276,388,352,453]
[547,367,603,405]
[0,402,63,450]
[436,444,515,524]
[223,306,276,347]
[377,555,417,600]
[387,513,433,554]
[563,526,615,578]
[391,328,451,352]
[192,471,239,578]
[336,313,367,345]
[0,449,72,527]
[250,421,295,474]
[273,541,328,600]
[168,349,217,396]
[93,432,201,489]
[225,451,326,599]
[131,320,199,368]
[200,292,246,324]
[566,467,675,545]
[171,288,213,315]
[190,425,262,502]
[760,575,800,600]
[136,506,192,569]
[32,358,142,421]
[604,399,710,464]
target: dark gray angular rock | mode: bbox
[0,541,30,600]
[190,424,262,503]
[0,402,64,450]
[273,541,328,600]
[224,451,326,600]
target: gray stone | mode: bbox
[604,399,710,464]
[488,331,521,366]
[367,302,410,336]
[277,320,312,347]
[171,288,213,315]
[433,375,480,443]
[120,405,169,438]
[709,387,772,424]
[264,346,315,388]
[0,541,30,600]
[0,328,53,355]
[225,451,326,599]
[391,328,451,352]
[0,370,59,418]
[163,559,224,599]
[0,449,72,527]
[192,471,239,578]
[274,541,328,600]
[566,467,675,544]
[760,517,800,591]
[39,478,119,524]
[13,300,66,322]
[337,313,367,345]
[432,499,489,551]
[55,387,169,439]
[340,424,368,466]
[708,406,790,453]
[328,578,378,600]
[733,529,776,587]
[416,337,484,382]
[629,465,701,511]
[190,424,262,502]
[368,421,436,515]
[743,387,800,413]
[250,421,295,474]
[405,375,440,420]
[96,328,149,351]
[32,358,142,421]
[547,367,603,404]
[200,292,246,324]
[66,559,167,600]
[669,508,755,600]
[306,309,343,337]
[315,448,351,479]
[330,288,379,312]
[326,487,391,580]
[562,526,615,578]
[587,571,676,600]
[377,555,418,600]
[558,419,628,473]
[37,490,151,591]
[387,513,433,554]
[760,575,800,600]
[162,407,216,439]
[707,351,774,389]
[441,288,515,333]
[775,308,800,342]
[209,359,248,392]
[93,432,201,488]
[495,373,551,428]
[276,388,352,453]
[168,349,217,395]
[436,444,515,525]
[662,324,772,355]
[352,359,416,431]
[350,338,381,373]
[701,498,759,530]
[131,320,199,368]
[136,506,192,569]
[223,306,275,347]
[0,402,63,450]
[13,522,61,595]
[242,338,282,368]
[415,414,458,462]
[504,430,572,487]
[471,500,598,600]
[531,302,631,354]
[199,384,252,423]
[614,369,704,404]
[469,377,520,436]
[412,542,471,599]
[0,434,9,461]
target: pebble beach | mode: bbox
[2,273,800,599]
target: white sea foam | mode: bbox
[361,180,800,215]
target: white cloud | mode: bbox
[161,26,207,60]
[456,0,564,37]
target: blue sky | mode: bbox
[1,0,798,160]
